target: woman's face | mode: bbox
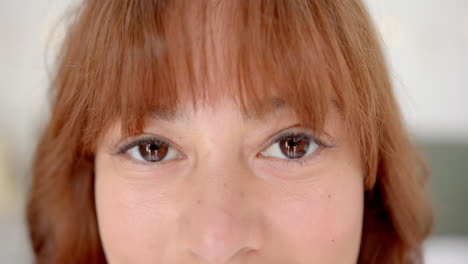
[95,97,364,264]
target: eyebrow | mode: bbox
[147,97,288,122]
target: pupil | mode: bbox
[288,139,297,147]
[138,142,169,162]
[148,144,159,151]
[279,136,310,159]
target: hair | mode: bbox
[27,0,432,263]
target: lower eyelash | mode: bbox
[271,146,326,168]
[113,131,333,168]
[266,131,333,166]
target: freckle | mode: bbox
[197,199,201,205]
[328,194,331,199]
[331,239,335,243]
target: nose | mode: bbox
[178,162,263,263]
[185,207,259,263]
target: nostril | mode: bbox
[188,247,258,264]
[239,247,258,258]
[188,249,204,263]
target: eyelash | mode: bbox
[114,130,333,167]
[116,137,166,154]
[262,131,332,166]
[114,136,181,167]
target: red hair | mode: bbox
[27,0,432,263]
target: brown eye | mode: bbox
[138,142,169,162]
[278,135,310,159]
[261,133,319,160]
[126,139,180,163]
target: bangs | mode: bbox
[31,2,432,262]
[58,0,361,155]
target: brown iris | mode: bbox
[279,135,310,159]
[138,142,169,162]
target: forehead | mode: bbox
[147,95,342,127]
[147,97,288,123]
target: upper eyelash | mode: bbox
[273,131,312,145]
[262,130,335,166]
[114,130,333,162]
[270,130,330,149]
[115,136,171,155]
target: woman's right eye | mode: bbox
[121,138,181,163]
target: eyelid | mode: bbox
[257,127,335,166]
[110,128,334,167]
[116,136,165,154]
[110,135,186,167]
[263,126,333,151]
[112,134,183,156]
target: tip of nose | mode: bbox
[179,199,264,262]
[186,221,261,263]
[189,232,241,262]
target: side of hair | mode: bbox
[27,1,432,263]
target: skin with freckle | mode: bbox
[94,99,364,263]
[92,1,365,263]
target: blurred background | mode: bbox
[0,0,467,263]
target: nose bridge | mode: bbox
[178,156,262,263]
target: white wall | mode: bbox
[366,0,468,141]
[0,0,75,188]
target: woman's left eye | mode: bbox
[260,132,319,160]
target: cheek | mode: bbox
[262,169,364,263]
[94,163,177,262]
